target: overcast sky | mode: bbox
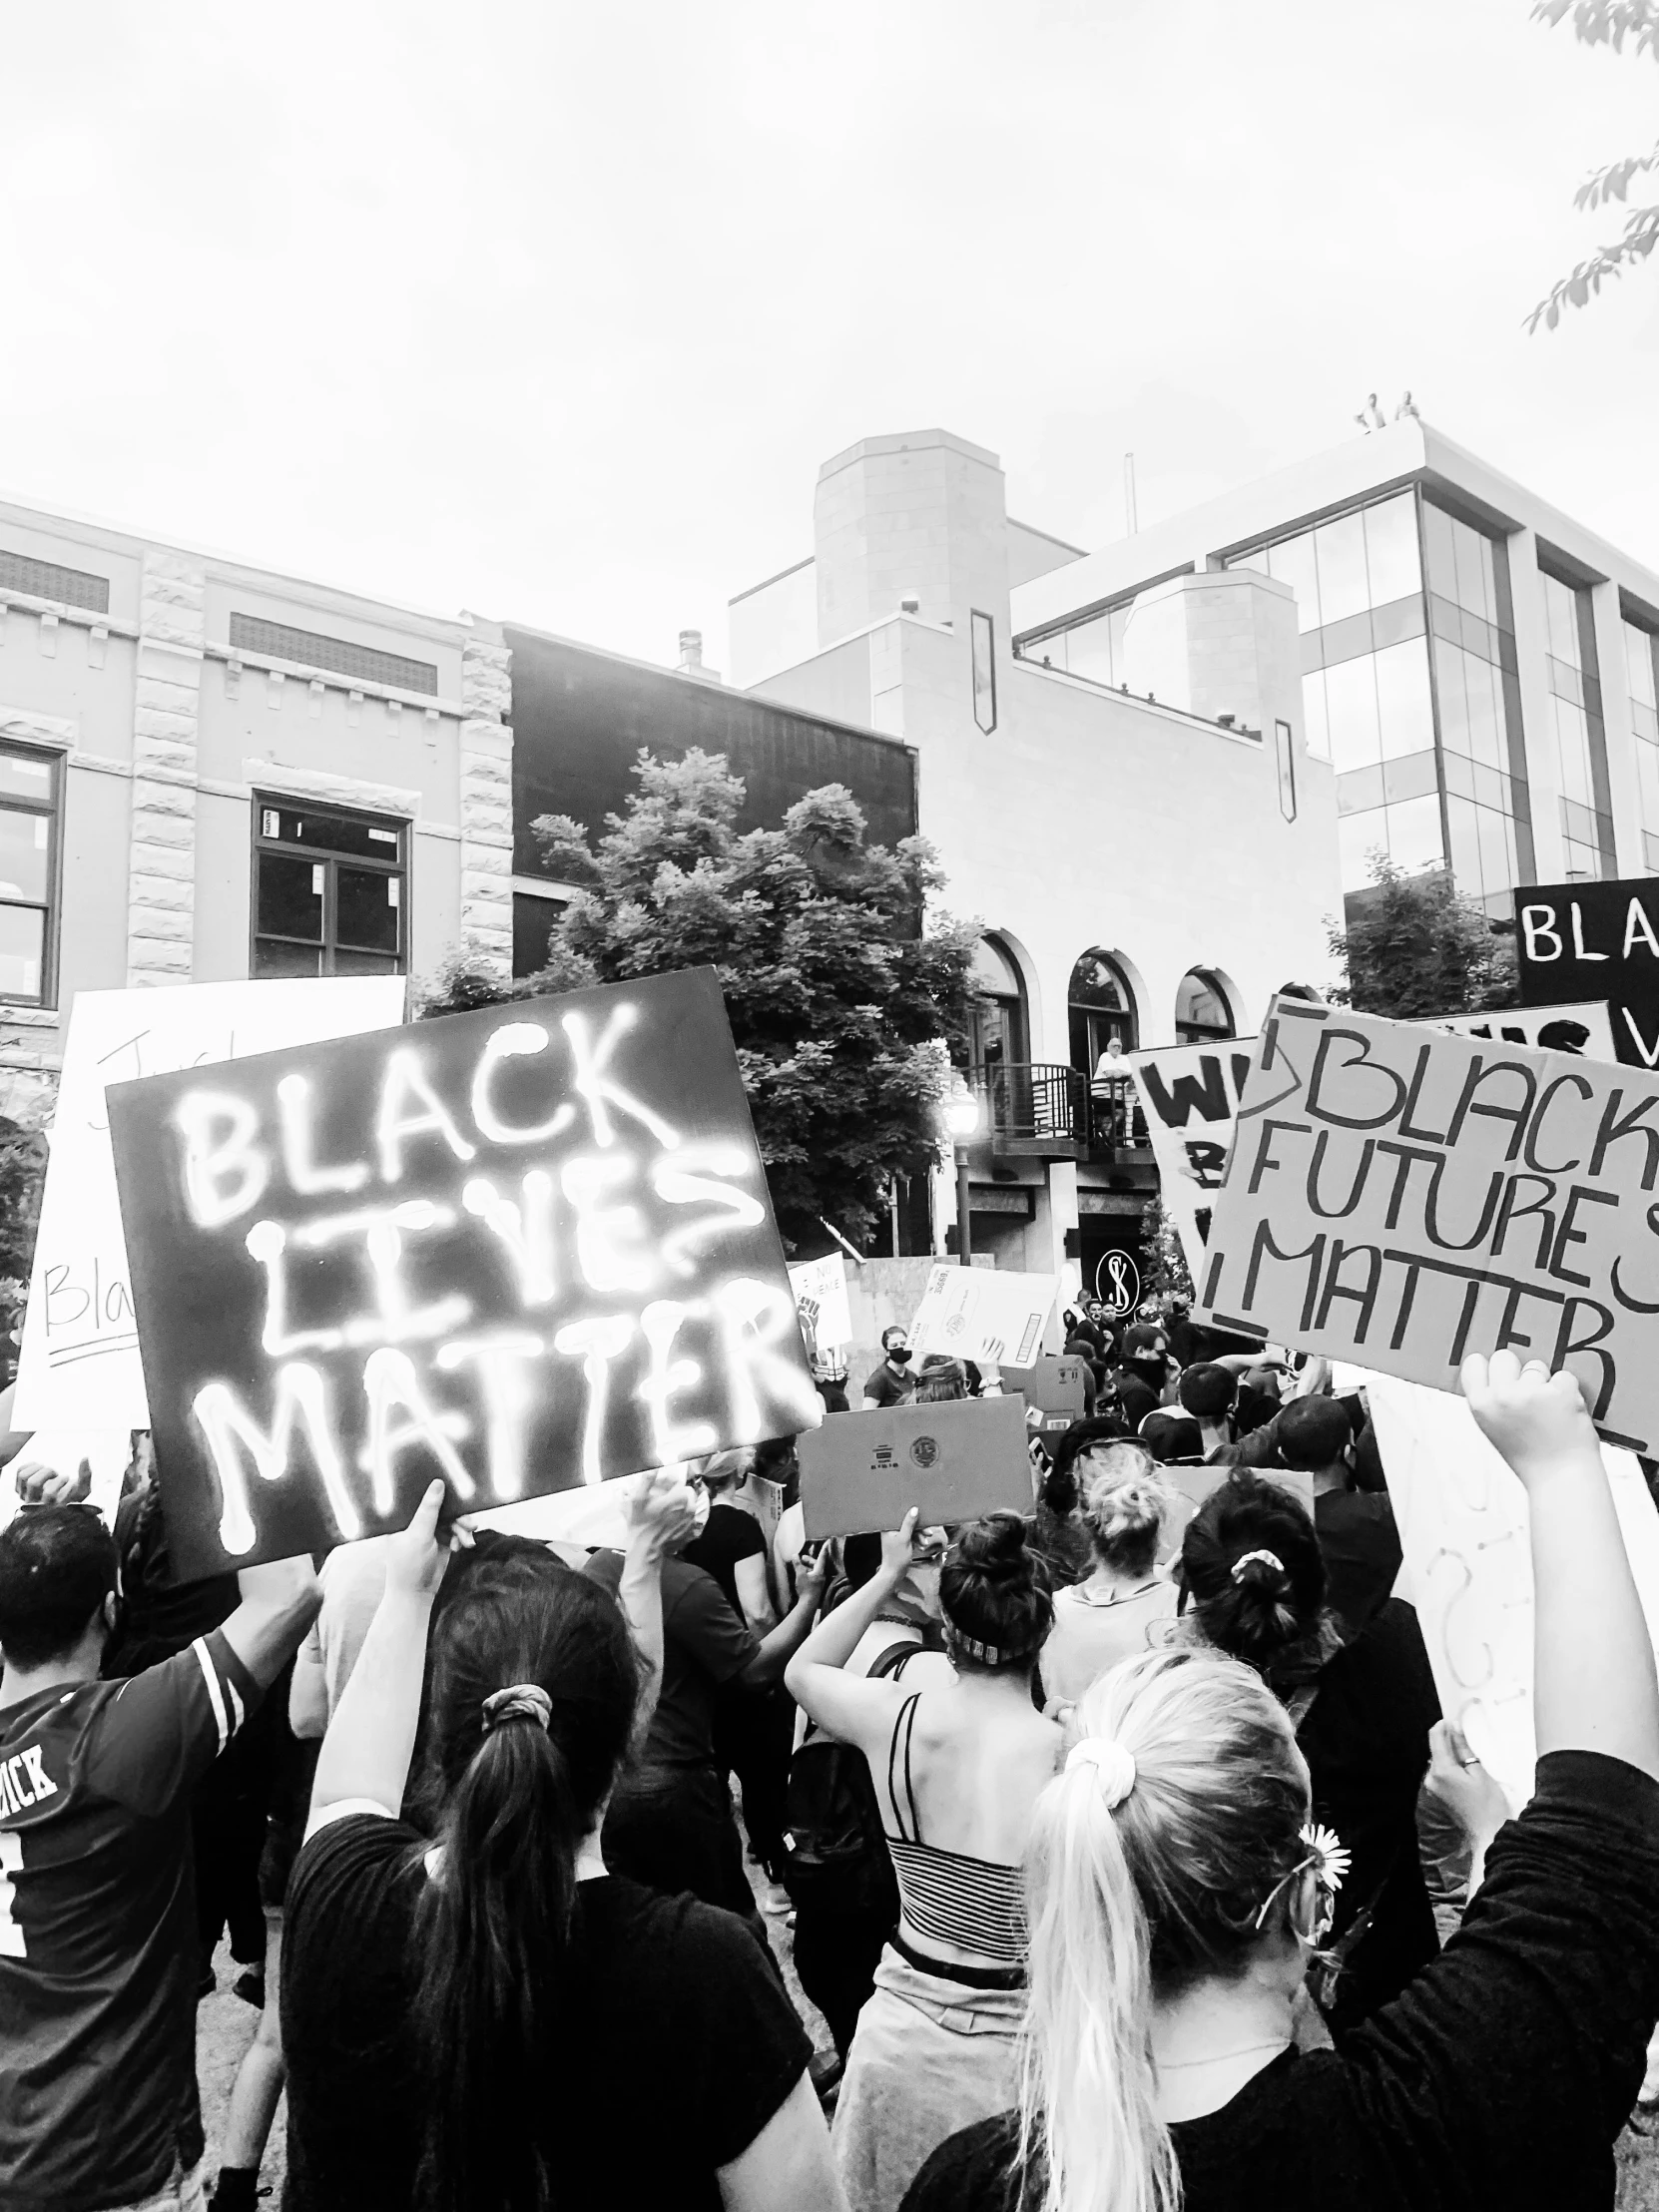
[3,0,1655,670]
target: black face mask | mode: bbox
[887,1347,912,1366]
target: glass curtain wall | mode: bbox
[1539,570,1615,882]
[1624,618,1659,870]
[1017,600,1132,685]
[1226,494,1439,890]
[1421,503,1532,912]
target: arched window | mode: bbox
[1175,968,1235,1044]
[969,934,1028,1068]
[1068,949,1138,1074]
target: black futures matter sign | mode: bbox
[108,967,822,1579]
[1514,876,1659,1068]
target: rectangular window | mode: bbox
[1539,564,1614,871]
[252,799,407,978]
[971,610,997,734]
[0,745,60,1004]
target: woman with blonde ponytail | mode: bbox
[904,1355,1659,2212]
[279,1474,845,2212]
[1039,1444,1179,1704]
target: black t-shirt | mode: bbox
[281,1813,813,2212]
[1314,1490,1402,1644]
[862,1360,915,1406]
[584,1553,757,1769]
[1297,1598,1440,2031]
[682,1503,769,1620]
[902,1749,1659,2212]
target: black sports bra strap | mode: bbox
[887,1691,923,1843]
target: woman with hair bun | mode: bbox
[787,1510,1062,2212]
[1177,1469,1440,2036]
[907,1356,1659,2212]
[1040,1445,1179,1704]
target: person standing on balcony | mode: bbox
[863,1327,917,1410]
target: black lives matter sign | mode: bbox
[1195,994,1659,1452]
[1514,877,1659,1067]
[108,967,821,1578]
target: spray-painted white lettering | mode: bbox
[462,1172,558,1305]
[359,1348,474,1512]
[375,1050,478,1182]
[638,1299,719,1465]
[277,1073,369,1196]
[562,1006,681,1151]
[434,1332,545,1499]
[562,1154,656,1295]
[177,1092,270,1228]
[714,1277,824,1441]
[552,1313,635,1483]
[653,1146,766,1273]
[469,1024,576,1146]
[193,1365,358,1552]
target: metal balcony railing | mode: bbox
[965,1063,1150,1157]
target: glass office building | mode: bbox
[1224,490,1531,913]
[1626,617,1659,869]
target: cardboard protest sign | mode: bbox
[788,1252,852,1357]
[1157,1461,1313,1567]
[14,977,406,1428]
[1193,993,1659,1451]
[798,1395,1033,1539]
[106,966,822,1579]
[1001,1354,1088,1433]
[907,1263,1056,1366]
[1128,1041,1257,1282]
[1366,1372,1659,1812]
[1513,877,1659,1067]
[1422,1000,1615,1063]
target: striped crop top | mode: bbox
[883,1693,1028,1963]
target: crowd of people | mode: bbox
[1,1289,1658,2212]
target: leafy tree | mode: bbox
[1327,855,1518,1020]
[1528,1,1659,329]
[1140,1195,1194,1306]
[419,749,979,1255]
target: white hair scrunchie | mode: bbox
[1066,1735,1138,1811]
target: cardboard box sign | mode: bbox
[1000,1356,1089,1428]
[907,1264,1057,1366]
[798,1396,1034,1539]
[106,966,823,1579]
[1194,993,1659,1453]
[1514,877,1659,1067]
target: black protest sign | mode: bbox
[1193,993,1659,1452]
[798,1396,1033,1539]
[107,967,822,1578]
[1514,877,1659,1067]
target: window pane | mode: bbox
[1268,533,1322,632]
[1338,764,1384,816]
[1371,595,1425,652]
[1383,750,1438,806]
[1625,621,1658,715]
[1443,749,1475,801]
[1338,811,1386,891]
[1553,696,1593,807]
[1176,971,1232,1034]
[1302,670,1331,761]
[1324,655,1382,772]
[1316,512,1371,626]
[1385,794,1445,873]
[1639,743,1659,829]
[336,865,400,953]
[1364,494,1421,605]
[1318,611,1374,670]
[0,809,50,902]
[1541,573,1579,669]
[0,904,44,999]
[0,752,55,805]
[1464,655,1502,771]
[254,938,324,978]
[971,611,996,733]
[258,803,403,860]
[332,949,401,976]
[1422,502,1458,604]
[1477,807,1514,895]
[1434,637,1469,757]
[1446,794,1482,895]
[1064,612,1118,685]
[1227,549,1271,576]
[258,853,324,941]
[1374,637,1434,761]
[1453,519,1496,627]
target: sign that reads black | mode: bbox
[1514,877,1659,1068]
[108,966,822,1579]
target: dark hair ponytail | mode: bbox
[941,1512,1053,1673]
[1177,1472,1328,1695]
[410,1556,639,2212]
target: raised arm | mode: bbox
[308,1482,447,1829]
[1462,1352,1659,1784]
[615,1469,699,1744]
[784,1512,918,1753]
[219,1554,321,1690]
[738,1548,830,1687]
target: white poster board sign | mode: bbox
[907,1262,1056,1366]
[1365,1372,1659,1813]
[1420,999,1615,1061]
[789,1253,852,1355]
[14,976,406,1428]
[1127,1040,1256,1283]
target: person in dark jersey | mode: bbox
[1273,1393,1402,1644]
[0,1503,318,2212]
[1175,1470,1439,2035]
[903,1351,1659,2212]
[280,1472,840,2212]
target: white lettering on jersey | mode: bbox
[0,1832,23,1957]
[18,1748,54,1802]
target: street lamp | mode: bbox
[945,1077,981,1263]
